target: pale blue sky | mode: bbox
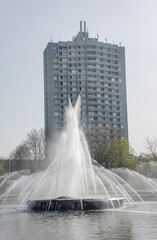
[1,0,157,157]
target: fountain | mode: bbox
[26,96,125,211]
[1,96,157,211]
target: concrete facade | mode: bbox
[44,21,128,141]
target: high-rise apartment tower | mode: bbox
[44,21,128,141]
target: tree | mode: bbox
[144,137,157,159]
[86,126,109,162]
[87,127,136,169]
[10,128,45,162]
[26,128,45,161]
[102,137,136,169]
[10,142,30,161]
[85,124,121,159]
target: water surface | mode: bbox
[1,203,157,240]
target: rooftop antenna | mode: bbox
[50,35,52,42]
[96,26,99,39]
[80,21,82,32]
[84,21,86,32]
[105,38,107,43]
[119,42,121,46]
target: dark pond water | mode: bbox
[1,203,157,240]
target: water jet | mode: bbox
[2,97,157,211]
[26,96,125,211]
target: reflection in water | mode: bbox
[1,204,157,240]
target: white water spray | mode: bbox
[1,96,157,209]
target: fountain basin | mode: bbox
[27,196,125,211]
